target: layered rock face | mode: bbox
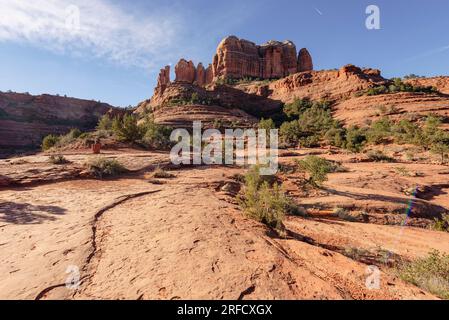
[212,36,312,80]
[0,92,118,149]
[152,36,314,97]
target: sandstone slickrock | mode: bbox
[175,59,196,83]
[297,48,313,72]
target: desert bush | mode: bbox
[333,208,360,222]
[297,104,334,134]
[112,114,145,143]
[366,117,392,145]
[344,126,367,152]
[393,119,424,145]
[324,127,346,148]
[48,155,70,165]
[141,119,173,150]
[283,98,314,118]
[42,134,60,151]
[259,118,276,131]
[279,121,302,146]
[239,166,296,233]
[97,114,113,131]
[395,166,411,177]
[366,150,395,162]
[432,215,449,233]
[398,250,449,299]
[56,128,83,147]
[149,167,175,179]
[364,79,439,96]
[86,157,127,178]
[297,156,333,187]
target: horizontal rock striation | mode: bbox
[152,36,314,98]
[0,92,118,149]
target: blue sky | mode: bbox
[0,0,448,107]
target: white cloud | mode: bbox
[0,0,182,69]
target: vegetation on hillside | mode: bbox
[260,97,449,163]
[398,250,449,299]
[356,78,439,96]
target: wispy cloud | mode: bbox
[0,0,182,69]
[403,44,449,63]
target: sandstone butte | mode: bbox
[154,36,313,95]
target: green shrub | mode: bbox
[259,118,276,131]
[298,104,335,135]
[56,128,83,147]
[366,150,395,162]
[345,126,367,152]
[86,157,127,178]
[283,98,314,118]
[141,119,173,150]
[150,167,175,179]
[239,166,296,233]
[432,215,449,233]
[324,126,346,148]
[398,250,449,299]
[48,155,70,165]
[112,114,145,143]
[42,135,60,151]
[280,121,302,146]
[363,79,439,96]
[297,156,333,187]
[97,114,113,131]
[366,117,392,145]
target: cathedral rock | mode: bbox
[154,36,313,94]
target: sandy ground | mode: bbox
[1,149,448,300]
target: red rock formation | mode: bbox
[155,66,170,95]
[195,63,206,87]
[260,40,297,78]
[175,59,196,83]
[205,64,214,86]
[213,36,261,80]
[298,48,313,72]
[212,36,311,80]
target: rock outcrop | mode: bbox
[212,36,311,80]
[195,63,206,87]
[175,59,196,83]
[404,76,449,95]
[155,66,170,96]
[205,64,214,85]
[298,48,313,72]
[152,36,314,96]
[0,92,118,150]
